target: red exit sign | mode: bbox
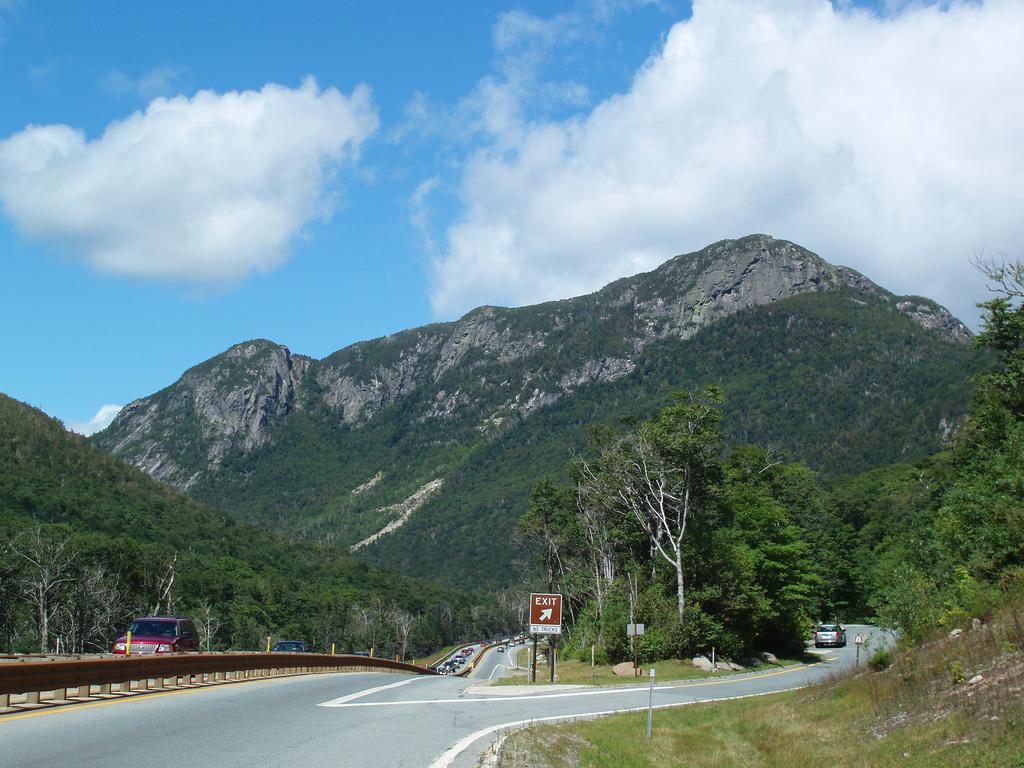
[529,593,562,634]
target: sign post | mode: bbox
[855,634,863,666]
[529,593,562,684]
[646,668,655,739]
[627,623,645,677]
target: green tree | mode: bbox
[586,386,724,625]
[936,258,1024,582]
[518,478,576,594]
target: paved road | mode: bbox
[466,643,523,681]
[0,625,884,768]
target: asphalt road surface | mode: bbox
[0,625,885,768]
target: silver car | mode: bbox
[814,623,847,647]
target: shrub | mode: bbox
[868,648,892,671]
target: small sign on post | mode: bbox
[529,593,563,635]
[646,668,655,739]
[627,623,645,677]
[855,634,864,665]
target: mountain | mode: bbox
[0,393,507,654]
[91,235,984,586]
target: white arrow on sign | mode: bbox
[539,608,553,622]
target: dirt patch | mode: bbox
[496,727,590,768]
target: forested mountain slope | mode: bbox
[91,235,985,586]
[0,394,512,653]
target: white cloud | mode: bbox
[69,404,122,436]
[409,176,441,255]
[0,77,379,284]
[394,7,596,149]
[102,65,188,100]
[431,0,1024,329]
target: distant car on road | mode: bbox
[270,640,308,653]
[814,623,847,648]
[113,616,199,655]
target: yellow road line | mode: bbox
[0,671,358,724]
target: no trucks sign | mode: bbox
[529,593,563,635]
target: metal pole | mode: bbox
[531,635,538,683]
[550,636,556,683]
[633,628,639,677]
[646,668,655,739]
[712,645,716,674]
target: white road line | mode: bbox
[327,664,810,708]
[427,687,804,768]
[317,676,430,707]
[328,685,660,707]
[488,664,511,680]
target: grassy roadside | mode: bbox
[418,643,462,668]
[493,653,808,687]
[495,604,1024,767]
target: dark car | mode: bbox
[271,640,308,653]
[113,616,199,655]
[814,623,847,648]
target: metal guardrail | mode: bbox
[430,642,479,672]
[455,640,507,678]
[0,653,435,712]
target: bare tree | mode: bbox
[973,253,1024,299]
[195,599,223,652]
[150,552,177,615]
[391,608,417,661]
[13,526,75,653]
[573,464,619,644]
[595,388,723,625]
[353,597,389,655]
[53,564,130,653]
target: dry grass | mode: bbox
[495,597,1024,767]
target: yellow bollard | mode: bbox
[331,643,336,656]
[126,630,132,657]
[266,636,271,653]
[370,647,374,658]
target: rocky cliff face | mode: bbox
[93,340,310,490]
[305,235,970,429]
[94,235,972,491]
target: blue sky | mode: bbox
[1,0,1022,433]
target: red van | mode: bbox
[113,616,200,654]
